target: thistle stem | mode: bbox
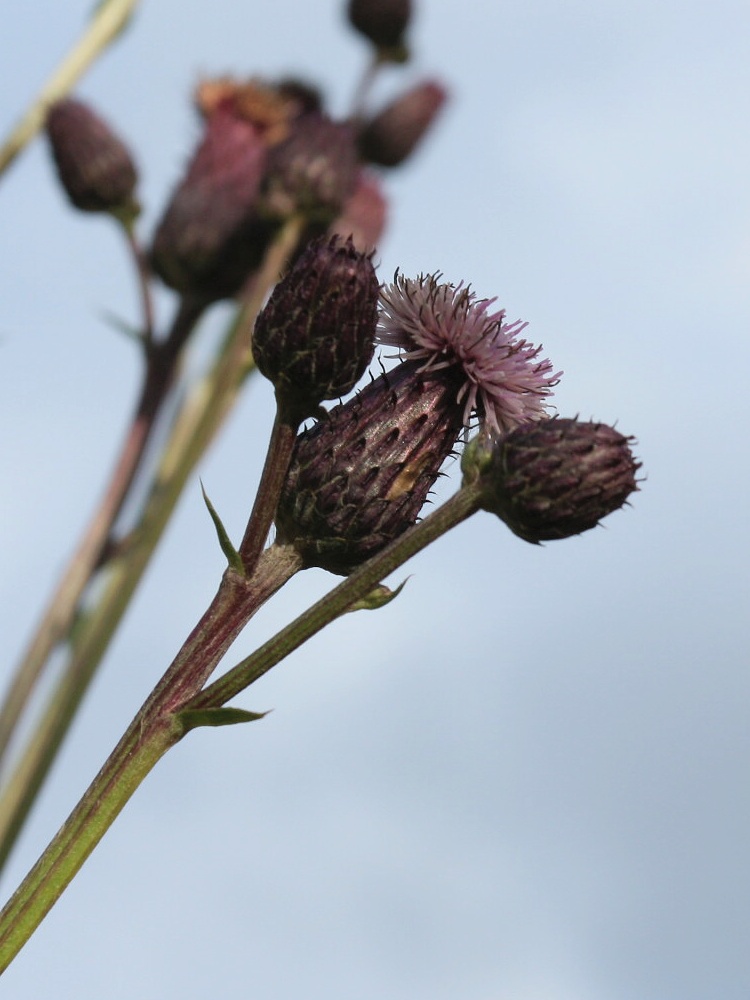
[0,294,205,773]
[0,216,304,875]
[121,219,156,345]
[0,712,176,973]
[0,0,141,177]
[192,482,485,711]
[0,546,301,971]
[0,484,482,971]
[349,52,383,123]
[237,404,299,576]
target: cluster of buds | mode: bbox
[19,2,642,959]
[149,77,361,302]
[259,248,633,576]
[44,0,447,307]
[42,0,639,572]
[149,97,271,300]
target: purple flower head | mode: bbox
[377,272,562,435]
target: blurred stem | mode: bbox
[0,0,140,177]
[0,215,304,875]
[0,483,482,971]
[121,219,156,344]
[0,294,206,773]
[349,51,383,123]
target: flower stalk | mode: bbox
[236,410,300,576]
[192,483,485,712]
[240,234,380,574]
[0,293,206,772]
[0,0,643,984]
[0,480,483,973]
[0,216,305,872]
[0,0,141,177]
[0,399,640,967]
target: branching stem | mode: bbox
[0,217,304,874]
[0,295,205,771]
[0,483,483,973]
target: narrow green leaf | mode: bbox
[347,578,409,612]
[200,482,245,574]
[178,707,270,731]
[99,309,143,343]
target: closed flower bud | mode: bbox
[261,114,358,222]
[252,235,378,420]
[277,266,562,573]
[45,98,138,218]
[347,0,412,55]
[358,81,447,168]
[472,418,640,543]
[150,106,269,300]
[275,359,466,574]
[329,169,388,252]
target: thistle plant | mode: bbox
[0,0,640,976]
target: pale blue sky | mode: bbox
[1,2,749,997]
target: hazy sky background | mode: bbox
[1,1,749,997]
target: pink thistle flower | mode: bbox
[377,272,562,435]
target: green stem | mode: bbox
[121,219,156,345]
[0,543,302,876]
[0,217,304,874]
[141,545,304,721]
[0,484,482,971]
[349,51,383,123]
[0,295,205,772]
[192,483,485,712]
[0,543,304,972]
[0,0,141,178]
[237,405,299,575]
[0,715,176,973]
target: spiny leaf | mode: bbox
[200,481,245,574]
[178,707,270,731]
[347,578,409,612]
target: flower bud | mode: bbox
[347,0,412,56]
[261,114,358,222]
[252,235,378,420]
[358,81,447,168]
[45,98,138,219]
[150,106,269,300]
[329,169,387,252]
[274,78,324,117]
[471,418,640,543]
[193,76,303,144]
[275,359,466,574]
